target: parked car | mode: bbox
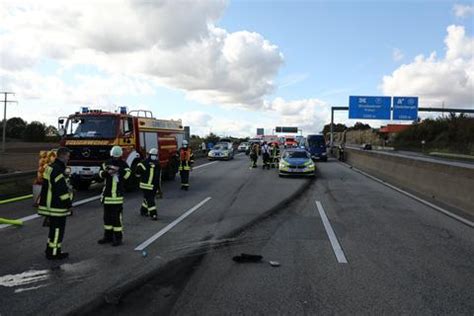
[278,148,316,177]
[208,143,234,160]
[306,134,327,162]
[361,143,372,150]
[238,142,250,152]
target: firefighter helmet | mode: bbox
[148,148,158,156]
[182,140,188,147]
[110,146,123,158]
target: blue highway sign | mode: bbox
[349,96,391,119]
[393,97,418,120]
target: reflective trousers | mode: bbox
[103,204,123,242]
[46,216,66,257]
[141,188,158,216]
[180,170,190,187]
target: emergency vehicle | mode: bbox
[57,107,184,190]
[283,136,298,148]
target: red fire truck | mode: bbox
[58,107,184,190]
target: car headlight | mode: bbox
[279,160,289,168]
[303,160,313,166]
[321,152,327,156]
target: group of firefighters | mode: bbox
[249,141,280,169]
[37,140,193,260]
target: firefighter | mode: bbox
[250,142,260,168]
[136,148,161,220]
[38,147,73,260]
[261,141,271,170]
[97,146,131,246]
[270,142,280,168]
[338,143,345,161]
[178,140,194,190]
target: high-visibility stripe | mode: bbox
[137,163,145,170]
[53,228,60,256]
[104,225,113,230]
[182,183,190,187]
[124,168,131,180]
[140,183,154,190]
[113,227,123,232]
[148,206,156,211]
[148,166,154,186]
[103,200,123,205]
[59,193,70,201]
[111,177,117,198]
[54,174,64,183]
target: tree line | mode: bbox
[0,117,59,142]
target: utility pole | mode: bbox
[1,92,17,153]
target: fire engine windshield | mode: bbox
[66,116,117,139]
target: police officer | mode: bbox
[38,147,73,260]
[261,142,271,170]
[97,146,131,246]
[136,148,161,220]
[178,140,194,190]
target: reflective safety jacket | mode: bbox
[136,158,161,190]
[38,159,73,217]
[178,147,194,171]
[271,146,280,158]
[99,158,131,205]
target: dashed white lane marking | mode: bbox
[315,201,348,264]
[341,162,474,228]
[193,161,218,170]
[135,197,212,251]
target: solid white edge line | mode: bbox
[72,195,101,207]
[0,194,102,230]
[341,162,474,228]
[135,196,212,251]
[193,161,218,170]
[315,201,348,264]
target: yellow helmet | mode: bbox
[110,146,123,158]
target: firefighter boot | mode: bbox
[98,230,113,244]
[112,231,123,247]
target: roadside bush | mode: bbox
[393,114,474,154]
[23,121,46,142]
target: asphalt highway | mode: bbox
[1,154,473,315]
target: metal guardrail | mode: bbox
[0,170,36,184]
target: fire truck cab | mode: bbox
[58,107,184,190]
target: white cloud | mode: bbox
[392,48,404,62]
[0,0,283,109]
[453,4,474,18]
[265,97,331,134]
[381,25,474,107]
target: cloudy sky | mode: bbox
[0,0,473,137]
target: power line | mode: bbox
[1,92,18,153]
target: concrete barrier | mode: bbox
[345,148,474,216]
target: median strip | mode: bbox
[341,162,474,228]
[135,197,212,251]
[315,201,348,264]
